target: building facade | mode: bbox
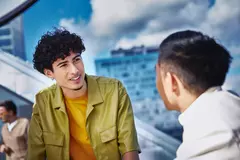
[95,46,159,102]
[0,16,25,60]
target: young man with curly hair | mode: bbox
[27,29,140,160]
[155,30,240,159]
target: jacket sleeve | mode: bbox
[117,81,141,156]
[27,95,46,160]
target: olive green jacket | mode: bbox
[27,75,140,160]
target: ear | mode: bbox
[166,72,179,96]
[44,69,54,79]
[170,73,183,96]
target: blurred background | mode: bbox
[0,0,239,159]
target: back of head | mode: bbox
[0,100,17,115]
[158,30,232,95]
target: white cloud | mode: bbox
[89,0,190,37]
[59,0,240,75]
[223,75,240,95]
[115,29,177,49]
[115,0,240,49]
[200,0,240,44]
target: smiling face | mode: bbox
[44,51,86,95]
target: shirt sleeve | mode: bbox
[117,81,141,156]
[27,95,46,160]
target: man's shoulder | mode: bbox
[190,91,240,130]
[88,75,121,85]
[207,91,240,112]
[35,83,57,98]
[17,118,29,127]
[18,117,29,123]
[214,91,240,124]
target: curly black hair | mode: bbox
[33,28,85,74]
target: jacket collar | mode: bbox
[53,74,104,110]
[86,75,104,106]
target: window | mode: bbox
[0,28,11,36]
[122,72,130,77]
[141,64,146,69]
[0,39,11,47]
[2,49,12,54]
[101,62,111,67]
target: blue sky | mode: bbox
[22,0,239,92]
[23,0,92,61]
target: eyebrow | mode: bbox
[72,54,81,61]
[56,54,81,67]
[57,61,67,67]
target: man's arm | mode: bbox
[117,82,141,160]
[27,100,46,160]
[24,118,29,144]
[123,151,139,160]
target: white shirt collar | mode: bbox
[178,86,222,126]
[7,119,18,132]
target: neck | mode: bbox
[8,116,17,124]
[62,80,88,99]
[178,92,199,113]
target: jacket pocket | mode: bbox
[100,126,117,143]
[99,126,120,159]
[43,131,64,160]
[43,131,64,146]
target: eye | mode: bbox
[74,57,82,63]
[60,64,67,68]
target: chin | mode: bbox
[72,85,83,91]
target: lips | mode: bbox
[69,75,81,81]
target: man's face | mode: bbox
[45,51,86,93]
[0,107,10,123]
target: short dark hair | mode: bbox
[158,30,232,95]
[0,100,17,115]
[33,28,86,74]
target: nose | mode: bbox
[69,63,79,75]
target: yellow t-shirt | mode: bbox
[65,93,96,160]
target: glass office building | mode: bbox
[0,16,26,60]
[95,46,159,102]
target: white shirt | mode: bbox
[7,120,18,132]
[176,87,240,160]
